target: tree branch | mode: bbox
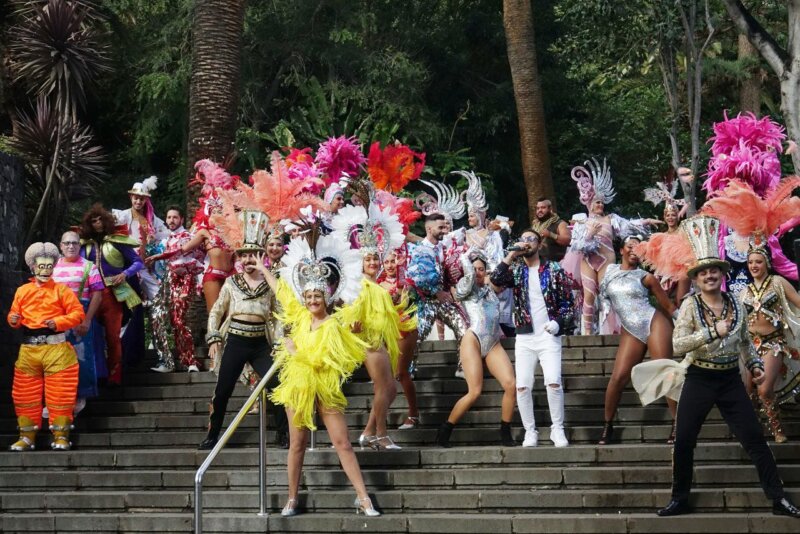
[722,0,789,77]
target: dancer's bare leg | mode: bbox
[319,406,370,500]
[361,347,396,438]
[484,344,516,422]
[447,333,484,424]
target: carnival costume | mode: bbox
[270,235,369,430]
[643,174,688,300]
[52,256,105,400]
[408,180,468,343]
[9,243,85,451]
[151,225,206,372]
[113,177,169,301]
[599,264,656,344]
[199,210,287,449]
[455,251,501,357]
[703,113,798,294]
[629,216,800,518]
[80,226,144,385]
[565,158,647,334]
[703,176,800,441]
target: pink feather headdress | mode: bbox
[286,147,323,194]
[634,232,694,282]
[701,177,800,243]
[315,136,366,186]
[373,189,421,234]
[191,160,240,229]
[704,112,786,197]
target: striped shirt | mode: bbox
[53,257,104,300]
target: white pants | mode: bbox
[515,332,565,431]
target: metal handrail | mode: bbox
[194,361,280,534]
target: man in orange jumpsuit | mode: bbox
[8,242,84,451]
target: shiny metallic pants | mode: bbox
[152,271,198,370]
[416,299,466,343]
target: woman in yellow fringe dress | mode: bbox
[256,234,381,517]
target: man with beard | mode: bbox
[79,204,145,385]
[146,206,206,373]
[199,211,287,450]
[491,229,575,448]
[655,216,800,518]
[406,213,467,345]
[113,177,170,302]
[530,198,571,262]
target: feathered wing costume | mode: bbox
[269,235,369,430]
[328,202,416,372]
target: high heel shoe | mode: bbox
[597,421,614,445]
[358,434,377,450]
[373,435,402,450]
[354,496,381,517]
[398,416,420,430]
[281,498,298,517]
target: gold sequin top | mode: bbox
[673,293,763,372]
[206,274,272,345]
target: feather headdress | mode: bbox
[367,141,425,193]
[329,203,405,262]
[571,158,616,208]
[643,172,687,216]
[279,234,363,305]
[286,147,323,194]
[634,232,694,282]
[316,136,366,186]
[453,170,489,221]
[701,176,800,264]
[191,160,240,229]
[416,179,465,223]
[373,189,421,234]
[704,112,786,197]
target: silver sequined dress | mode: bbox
[455,254,501,357]
[599,265,655,344]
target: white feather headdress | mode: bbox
[416,179,465,222]
[279,234,363,305]
[571,158,616,208]
[329,204,405,262]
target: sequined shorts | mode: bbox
[752,330,786,358]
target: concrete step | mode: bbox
[2,487,798,514]
[1,443,797,471]
[1,511,797,534]
[2,464,798,491]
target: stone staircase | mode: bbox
[0,335,797,533]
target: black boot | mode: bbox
[657,499,691,517]
[500,421,517,447]
[598,421,614,445]
[436,422,454,448]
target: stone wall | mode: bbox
[0,152,24,366]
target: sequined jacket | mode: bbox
[206,274,272,345]
[673,293,763,372]
[490,259,575,336]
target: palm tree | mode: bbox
[502,0,554,219]
[186,0,246,214]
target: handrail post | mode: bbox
[257,388,268,516]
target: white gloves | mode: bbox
[543,320,560,335]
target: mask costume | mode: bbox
[9,243,85,451]
[703,112,799,295]
[112,177,170,301]
[630,216,800,518]
[703,176,800,442]
[564,158,648,335]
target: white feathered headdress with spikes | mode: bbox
[571,158,616,209]
[416,179,465,223]
[279,234,363,305]
[454,170,488,227]
[329,204,405,263]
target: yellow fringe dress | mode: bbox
[347,279,417,374]
[269,279,369,430]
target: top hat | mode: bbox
[237,210,270,253]
[681,215,730,277]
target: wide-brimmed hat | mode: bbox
[128,176,158,197]
[681,215,730,277]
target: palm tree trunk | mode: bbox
[503,0,554,220]
[186,0,246,215]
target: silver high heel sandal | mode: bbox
[398,416,420,430]
[354,496,380,517]
[281,498,298,517]
[373,435,401,450]
[358,434,377,450]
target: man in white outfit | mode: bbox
[491,229,575,447]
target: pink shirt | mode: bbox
[53,257,104,300]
